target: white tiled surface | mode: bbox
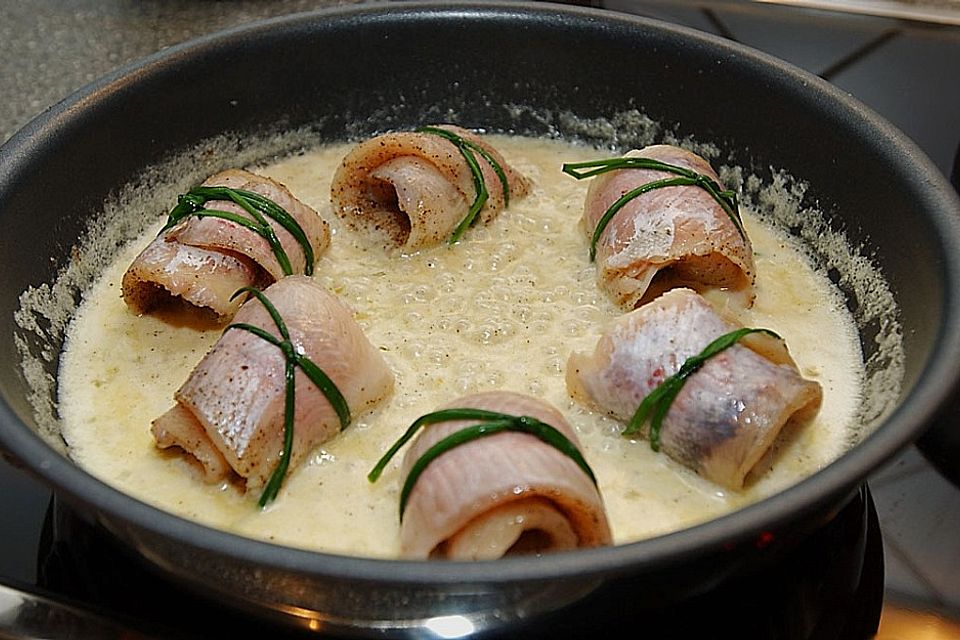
[872,446,960,616]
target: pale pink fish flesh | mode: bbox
[330,125,530,251]
[122,169,330,321]
[582,145,755,310]
[566,288,822,489]
[152,275,394,491]
[397,391,611,560]
[121,237,260,320]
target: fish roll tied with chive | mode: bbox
[371,391,611,560]
[122,169,331,321]
[568,145,755,310]
[151,276,394,502]
[330,124,530,251]
[566,288,821,490]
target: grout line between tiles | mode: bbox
[818,27,901,78]
[701,6,741,40]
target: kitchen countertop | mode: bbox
[1,0,959,637]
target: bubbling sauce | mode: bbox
[57,136,864,558]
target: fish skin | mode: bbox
[122,169,330,320]
[330,125,530,251]
[152,275,394,491]
[397,391,611,560]
[582,145,755,310]
[566,288,822,489]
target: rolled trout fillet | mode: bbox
[582,145,755,310]
[151,275,394,492]
[122,169,331,320]
[397,391,611,560]
[330,124,530,251]
[566,288,821,489]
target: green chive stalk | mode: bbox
[624,327,781,451]
[368,407,596,520]
[226,287,350,507]
[561,156,745,261]
[416,126,511,243]
[163,186,315,276]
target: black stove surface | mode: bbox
[10,485,881,640]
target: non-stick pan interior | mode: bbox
[2,1,959,633]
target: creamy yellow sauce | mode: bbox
[57,136,863,558]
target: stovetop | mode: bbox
[1,1,959,638]
[3,486,883,639]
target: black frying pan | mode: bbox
[1,3,959,637]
